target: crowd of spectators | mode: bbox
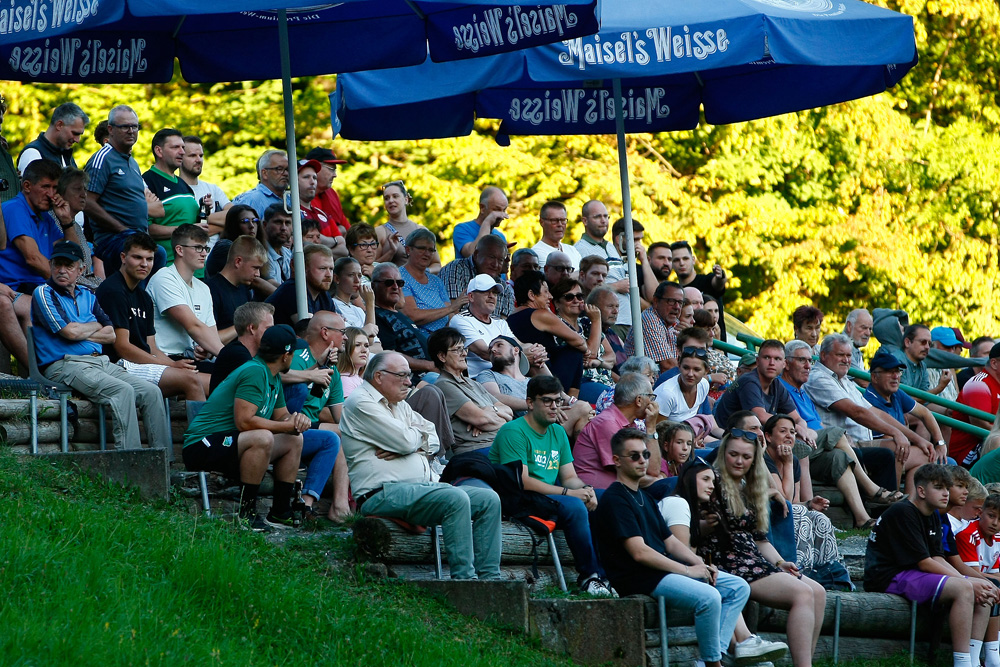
[7,102,1000,667]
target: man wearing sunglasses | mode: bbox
[491,375,614,596]
[372,262,435,376]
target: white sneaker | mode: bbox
[581,575,615,597]
[734,635,788,664]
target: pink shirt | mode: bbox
[574,403,630,489]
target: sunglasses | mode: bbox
[730,428,759,443]
[562,292,584,302]
[239,217,260,225]
[624,450,652,462]
[681,346,708,359]
[379,279,406,288]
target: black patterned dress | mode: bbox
[696,503,780,583]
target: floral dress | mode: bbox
[696,503,780,583]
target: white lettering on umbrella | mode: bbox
[559,25,729,70]
[0,0,104,37]
[9,35,148,79]
[451,4,580,53]
[508,87,670,127]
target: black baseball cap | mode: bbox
[50,240,85,263]
[258,324,297,356]
[869,350,907,371]
[305,147,347,165]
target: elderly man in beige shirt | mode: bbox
[340,351,502,580]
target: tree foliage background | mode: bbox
[2,0,998,345]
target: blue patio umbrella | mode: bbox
[0,0,599,319]
[331,0,918,354]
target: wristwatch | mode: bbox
[644,432,657,440]
[936,440,947,448]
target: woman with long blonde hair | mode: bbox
[699,430,826,667]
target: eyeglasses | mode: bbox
[409,245,436,253]
[542,217,568,224]
[789,356,813,365]
[352,241,379,249]
[110,122,141,132]
[730,428,759,442]
[179,244,209,253]
[263,165,289,174]
[534,395,565,407]
[378,369,411,379]
[378,279,406,288]
[239,217,260,225]
[659,297,683,306]
[681,347,708,359]
[321,326,347,335]
[623,450,652,462]
[642,393,657,400]
[874,368,903,376]
[447,346,467,355]
[548,265,574,273]
[562,292,584,301]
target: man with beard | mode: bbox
[265,243,336,327]
[670,240,728,340]
[207,235,267,343]
[574,200,619,264]
[143,128,199,268]
[18,102,89,171]
[96,232,205,402]
[646,242,672,282]
[260,203,293,288]
[179,135,231,239]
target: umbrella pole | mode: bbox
[279,8,309,322]
[613,78,644,357]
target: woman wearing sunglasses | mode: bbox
[552,278,613,403]
[697,429,826,667]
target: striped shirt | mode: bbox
[31,280,110,367]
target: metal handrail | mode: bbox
[712,338,992,440]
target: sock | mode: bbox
[984,640,999,667]
[272,480,294,515]
[971,640,983,662]
[955,651,973,667]
[239,483,260,518]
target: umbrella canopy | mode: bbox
[331,0,918,353]
[0,0,599,320]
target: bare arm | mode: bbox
[454,400,509,431]
[532,309,588,352]
[480,380,528,412]
[400,294,464,326]
[233,397,301,434]
[12,236,51,279]
[163,304,224,356]
[58,321,106,341]
[519,462,593,508]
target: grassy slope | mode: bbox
[0,451,571,667]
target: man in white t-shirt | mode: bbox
[449,274,520,376]
[532,200,582,272]
[179,135,230,243]
[147,224,224,393]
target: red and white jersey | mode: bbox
[956,522,1000,573]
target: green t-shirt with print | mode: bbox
[291,344,344,423]
[184,357,285,447]
[489,417,573,486]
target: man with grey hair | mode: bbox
[804,333,932,492]
[843,308,873,380]
[683,286,704,310]
[341,351,502,580]
[440,233,516,318]
[232,149,289,218]
[574,373,662,490]
[85,105,163,276]
[508,247,540,284]
[544,250,575,287]
[452,186,509,258]
[18,102,89,172]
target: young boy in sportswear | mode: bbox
[865,464,996,667]
[956,493,1000,667]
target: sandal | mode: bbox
[854,518,878,530]
[869,487,905,504]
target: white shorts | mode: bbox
[117,359,168,385]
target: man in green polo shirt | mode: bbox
[183,324,308,531]
[490,374,613,596]
[143,128,200,269]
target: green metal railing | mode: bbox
[715,336,992,440]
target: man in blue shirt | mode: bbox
[232,149,288,221]
[452,186,508,259]
[32,240,168,451]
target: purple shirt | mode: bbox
[574,403,630,489]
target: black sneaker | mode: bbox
[264,509,297,530]
[236,513,272,533]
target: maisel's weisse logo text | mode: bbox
[508,87,670,128]
[0,0,99,37]
[9,36,148,78]
[558,27,730,71]
[453,5,580,54]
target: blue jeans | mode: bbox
[651,570,750,662]
[95,230,166,282]
[301,429,340,501]
[549,493,603,582]
[579,380,613,404]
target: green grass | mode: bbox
[0,450,573,666]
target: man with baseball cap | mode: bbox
[31,239,169,451]
[864,350,948,463]
[183,323,310,531]
[304,147,349,237]
[449,274,546,377]
[296,158,347,258]
[927,326,968,402]
[952,343,1000,467]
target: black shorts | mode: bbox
[182,430,242,479]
